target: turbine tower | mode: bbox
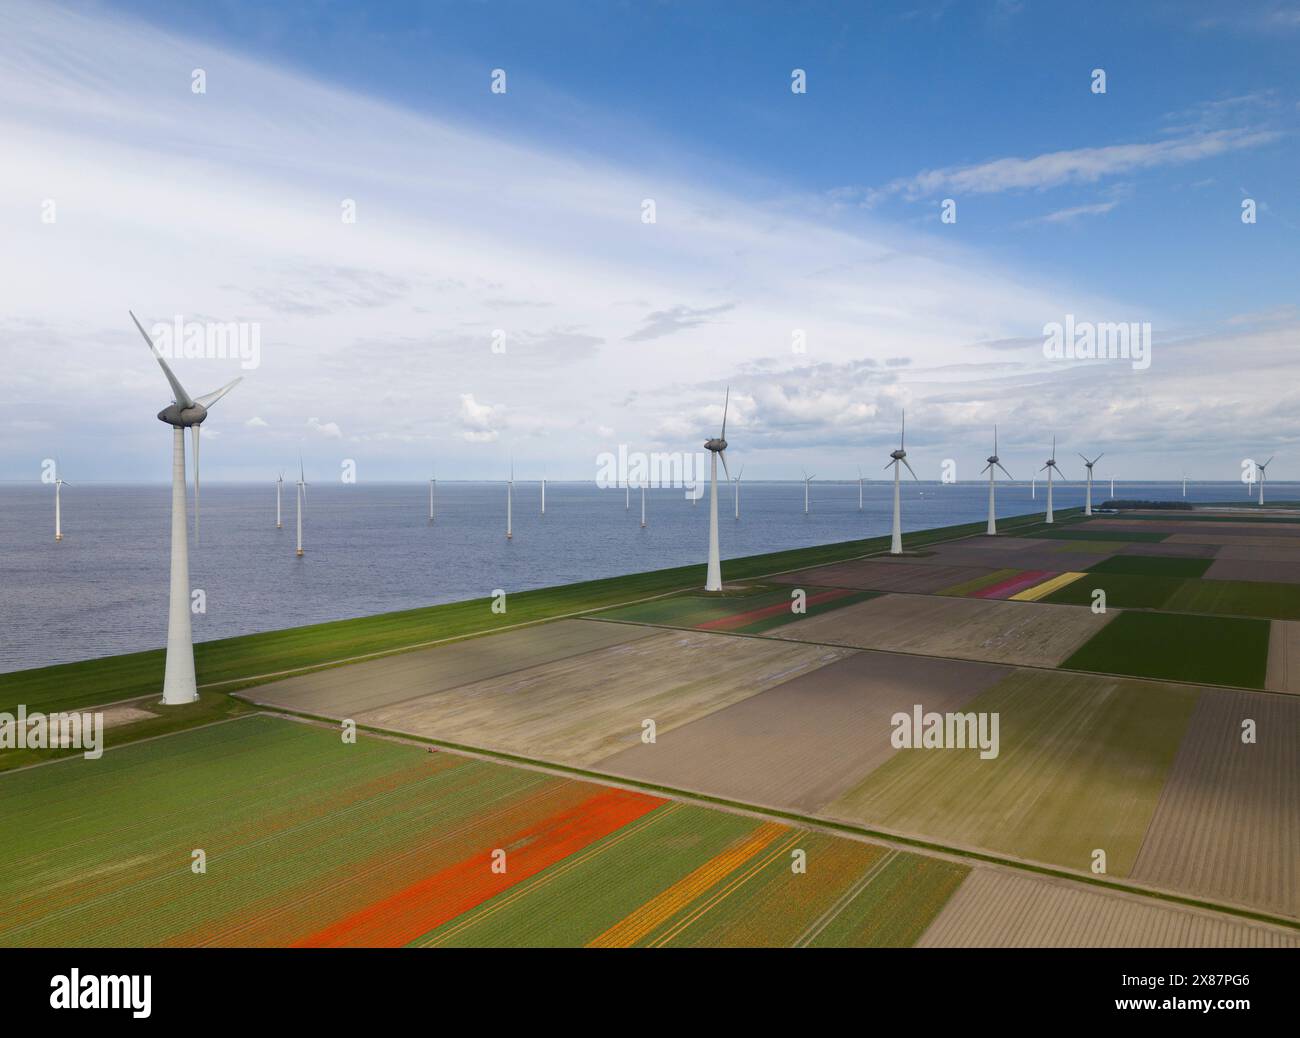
[803,470,815,515]
[1110,474,1115,499]
[885,411,918,554]
[857,466,864,512]
[1182,472,1188,499]
[506,460,514,540]
[428,469,436,522]
[1040,437,1067,524]
[52,466,70,542]
[734,464,744,520]
[981,426,1014,535]
[640,482,646,528]
[1257,457,1274,506]
[1079,452,1104,516]
[541,469,546,516]
[275,472,283,529]
[295,455,307,557]
[703,388,731,591]
[131,310,241,706]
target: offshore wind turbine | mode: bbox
[885,411,919,554]
[703,388,732,591]
[981,426,1014,535]
[428,469,436,522]
[640,482,646,528]
[1257,456,1274,505]
[802,469,815,514]
[1182,472,1188,498]
[1110,474,1115,499]
[734,464,744,520]
[1040,437,1067,524]
[53,468,70,541]
[506,460,514,540]
[295,455,307,557]
[857,466,864,511]
[275,472,283,529]
[131,310,241,705]
[1078,452,1104,516]
[541,469,546,516]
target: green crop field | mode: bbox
[1031,529,1169,543]
[1086,555,1213,579]
[1043,572,1185,609]
[1062,611,1271,688]
[824,670,1199,875]
[1163,579,1300,621]
[591,585,877,633]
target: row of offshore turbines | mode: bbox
[75,318,1280,708]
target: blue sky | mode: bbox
[2,0,1298,481]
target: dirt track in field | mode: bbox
[772,560,999,594]
[1130,690,1299,919]
[765,592,1114,667]
[1265,620,1300,694]
[916,868,1299,947]
[354,629,856,767]
[247,619,661,715]
[595,651,1010,814]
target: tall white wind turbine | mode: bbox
[131,310,241,705]
[53,468,70,541]
[734,464,744,520]
[507,460,514,540]
[981,426,1014,535]
[1182,472,1188,498]
[1078,452,1104,516]
[803,469,815,515]
[885,411,919,554]
[1040,437,1068,524]
[541,469,547,516]
[1257,456,1273,505]
[295,455,307,557]
[857,466,864,512]
[1110,475,1115,499]
[275,472,283,529]
[703,388,732,591]
[640,481,646,528]
[429,469,436,522]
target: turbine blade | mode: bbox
[720,386,729,440]
[997,462,1015,481]
[1263,456,1274,469]
[194,376,243,409]
[130,311,195,408]
[1094,453,1104,465]
[980,463,992,474]
[902,458,919,482]
[900,410,905,450]
[884,460,894,472]
[993,424,998,455]
[719,451,731,482]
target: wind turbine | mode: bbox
[53,468,70,541]
[1031,472,1036,499]
[803,469,815,515]
[857,466,864,511]
[1078,452,1104,516]
[885,411,919,554]
[1110,474,1115,499]
[1257,457,1274,505]
[428,469,436,522]
[640,482,647,528]
[541,469,546,516]
[1040,437,1068,524]
[981,426,1014,535]
[734,464,744,520]
[506,460,514,540]
[703,388,732,591]
[275,472,283,529]
[625,481,630,510]
[1182,472,1188,499]
[295,455,307,557]
[131,310,241,705]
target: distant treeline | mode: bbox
[1100,500,1194,510]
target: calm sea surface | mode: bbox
[0,479,1271,672]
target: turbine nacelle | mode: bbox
[890,448,907,461]
[704,437,728,453]
[157,402,208,427]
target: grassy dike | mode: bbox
[0,508,1068,771]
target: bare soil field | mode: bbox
[1131,690,1299,919]
[1114,541,1220,558]
[1265,620,1300,694]
[1207,559,1300,584]
[1167,533,1300,549]
[248,619,661,716]
[595,651,1010,814]
[772,560,999,595]
[1215,543,1300,562]
[353,629,857,767]
[917,868,1299,947]
[767,592,1114,667]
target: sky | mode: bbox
[1,0,1298,483]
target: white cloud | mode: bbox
[306,416,342,439]
[458,393,500,443]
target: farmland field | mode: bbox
[767,592,1114,667]
[918,869,1299,948]
[1062,611,1270,688]
[0,715,982,947]
[1086,555,1213,579]
[823,670,1199,875]
[1042,572,1185,609]
[1163,578,1300,621]
[771,559,1002,594]
[589,584,877,634]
